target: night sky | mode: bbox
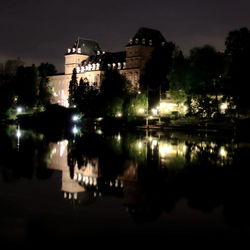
[1,0,250,72]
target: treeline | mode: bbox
[69,27,250,120]
[69,68,147,120]
[146,27,250,118]
[0,61,57,118]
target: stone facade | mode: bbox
[50,27,167,107]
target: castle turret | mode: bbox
[65,38,102,75]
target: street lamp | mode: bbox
[17,107,23,113]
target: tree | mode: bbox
[68,68,78,106]
[140,42,177,109]
[100,68,132,116]
[37,63,56,107]
[0,82,15,116]
[4,57,24,76]
[225,27,250,116]
[14,65,40,108]
[169,45,225,117]
[74,78,100,117]
[38,77,52,107]
[38,62,57,77]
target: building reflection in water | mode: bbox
[48,132,235,208]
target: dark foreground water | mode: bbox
[0,124,250,244]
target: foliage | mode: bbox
[140,42,177,108]
[100,69,132,99]
[224,27,250,115]
[100,69,132,117]
[74,78,100,117]
[14,65,40,108]
[169,45,225,117]
[38,62,57,77]
[0,82,15,116]
[123,93,148,117]
[68,68,78,106]
[38,77,52,107]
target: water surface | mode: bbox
[0,125,250,244]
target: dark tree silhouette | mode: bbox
[68,68,78,106]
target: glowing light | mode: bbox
[72,115,79,122]
[116,112,122,117]
[17,107,22,113]
[117,134,121,141]
[138,108,144,114]
[159,144,172,158]
[152,140,158,146]
[219,146,227,158]
[96,129,103,135]
[138,141,142,149]
[149,116,153,119]
[220,103,228,110]
[72,125,78,134]
[16,129,22,138]
[220,103,228,114]
[152,109,157,115]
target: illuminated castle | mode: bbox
[50,27,167,107]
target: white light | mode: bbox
[138,142,142,149]
[219,146,227,158]
[17,107,22,113]
[96,129,103,135]
[117,112,122,117]
[72,126,78,134]
[16,129,22,138]
[152,108,157,115]
[72,115,79,122]
[138,108,144,114]
[220,103,228,110]
[117,134,121,141]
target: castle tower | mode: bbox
[124,27,167,88]
[65,37,102,75]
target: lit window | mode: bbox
[142,38,146,44]
[77,48,81,53]
[123,62,126,69]
[118,62,121,69]
[68,48,71,53]
[135,38,139,44]
[134,73,138,84]
[149,40,152,46]
[72,48,76,52]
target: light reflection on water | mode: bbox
[1,125,250,241]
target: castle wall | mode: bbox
[65,54,88,75]
[50,74,71,107]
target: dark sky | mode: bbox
[1,0,250,72]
